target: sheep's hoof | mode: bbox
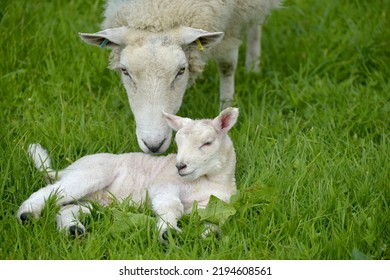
[20,212,33,223]
[219,99,233,110]
[69,225,85,237]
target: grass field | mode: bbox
[1,0,389,260]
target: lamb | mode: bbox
[79,0,281,154]
[17,107,239,242]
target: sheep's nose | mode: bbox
[142,139,165,154]
[176,162,187,172]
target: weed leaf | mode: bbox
[108,209,155,234]
[198,195,237,226]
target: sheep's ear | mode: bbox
[163,111,192,131]
[213,107,239,133]
[79,27,129,49]
[181,27,224,50]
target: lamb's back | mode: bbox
[101,152,177,203]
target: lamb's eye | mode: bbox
[176,66,186,78]
[200,141,212,148]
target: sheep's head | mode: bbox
[164,107,238,181]
[79,27,223,154]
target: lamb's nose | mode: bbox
[176,162,187,171]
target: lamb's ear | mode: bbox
[79,27,129,49]
[163,111,192,131]
[181,27,224,50]
[213,107,239,133]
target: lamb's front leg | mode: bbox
[149,183,184,243]
[245,25,262,73]
[196,203,220,239]
[217,48,239,110]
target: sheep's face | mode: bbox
[80,27,223,154]
[164,107,239,181]
[119,40,189,154]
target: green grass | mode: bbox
[1,0,389,259]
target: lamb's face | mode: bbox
[174,121,224,181]
[118,38,189,154]
[164,107,239,181]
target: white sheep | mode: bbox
[79,0,281,154]
[17,108,239,242]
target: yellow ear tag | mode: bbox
[196,39,204,51]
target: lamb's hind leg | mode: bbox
[17,181,66,222]
[217,47,239,110]
[245,25,262,73]
[17,156,117,223]
[56,203,91,236]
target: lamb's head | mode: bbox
[80,27,223,154]
[164,107,238,181]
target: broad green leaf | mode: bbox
[198,195,237,226]
[108,209,155,234]
[229,190,241,205]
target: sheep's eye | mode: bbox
[176,67,186,78]
[120,67,134,79]
[121,68,130,76]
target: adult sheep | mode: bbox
[80,0,281,153]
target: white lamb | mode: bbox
[80,0,281,154]
[17,108,239,242]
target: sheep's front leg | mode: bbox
[217,47,239,110]
[245,25,262,73]
[149,183,184,243]
[56,203,91,236]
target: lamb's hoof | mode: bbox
[162,231,169,242]
[69,225,85,237]
[201,224,220,239]
[160,230,180,245]
[158,224,182,245]
[20,212,33,223]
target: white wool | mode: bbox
[101,0,281,80]
[18,108,239,242]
